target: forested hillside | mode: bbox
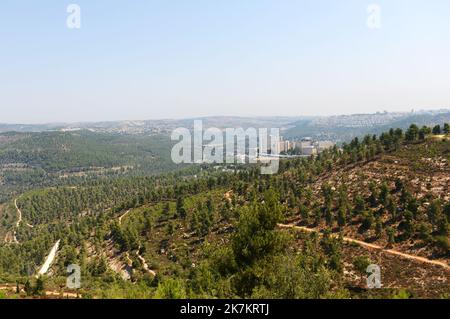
[0,124,449,299]
[0,131,177,203]
[285,111,450,142]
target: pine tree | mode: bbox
[354,195,365,216]
[437,216,448,236]
[368,182,378,207]
[361,211,374,231]
[24,279,33,296]
[405,124,419,141]
[232,190,284,266]
[432,125,442,135]
[428,200,442,225]
[375,216,383,238]
[443,123,450,134]
[176,197,186,219]
[35,277,45,296]
[386,227,395,246]
[325,206,333,227]
[337,206,347,228]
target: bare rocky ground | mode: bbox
[340,242,450,298]
[304,141,449,262]
[288,232,450,298]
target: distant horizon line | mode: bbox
[1,108,449,126]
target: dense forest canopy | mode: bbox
[0,131,179,203]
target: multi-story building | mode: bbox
[278,138,291,153]
[278,137,334,156]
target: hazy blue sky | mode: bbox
[1,0,450,123]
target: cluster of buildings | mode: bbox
[312,111,407,128]
[278,137,335,156]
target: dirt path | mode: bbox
[117,209,157,277]
[15,198,33,227]
[45,290,79,298]
[3,232,18,245]
[14,199,22,228]
[136,245,156,277]
[278,223,450,270]
[118,209,131,225]
[3,198,24,244]
[0,284,79,298]
[12,231,19,244]
[125,251,133,266]
[6,198,32,244]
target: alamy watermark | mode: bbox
[66,4,81,29]
[367,4,382,29]
[366,264,382,289]
[66,264,81,289]
[171,121,280,174]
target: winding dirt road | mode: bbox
[136,246,156,277]
[14,198,22,228]
[278,223,450,270]
[118,209,157,277]
[4,198,33,244]
[118,209,131,225]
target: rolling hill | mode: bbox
[0,123,448,299]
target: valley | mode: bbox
[0,122,449,299]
